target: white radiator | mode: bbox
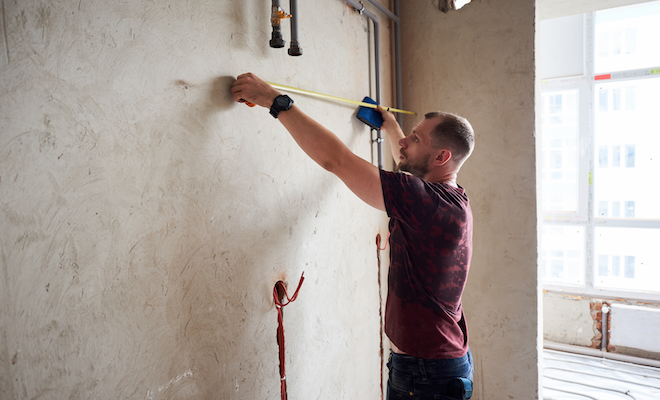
[609,304,660,353]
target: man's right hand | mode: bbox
[230,73,282,109]
[377,105,399,133]
[377,105,406,162]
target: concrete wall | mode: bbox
[543,294,598,347]
[0,0,392,398]
[1,0,544,399]
[400,0,538,399]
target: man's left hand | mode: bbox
[230,73,282,109]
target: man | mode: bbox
[231,73,475,399]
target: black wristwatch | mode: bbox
[270,95,294,118]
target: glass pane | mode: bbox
[594,227,660,293]
[540,90,579,213]
[594,78,660,219]
[540,225,585,286]
[595,2,660,73]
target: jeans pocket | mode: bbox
[431,378,472,400]
[389,368,414,396]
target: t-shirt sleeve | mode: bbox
[380,169,438,226]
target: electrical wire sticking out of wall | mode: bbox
[273,273,305,400]
[375,232,389,399]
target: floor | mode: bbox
[543,349,660,400]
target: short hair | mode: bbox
[425,111,474,166]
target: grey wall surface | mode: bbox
[401,0,539,398]
[0,0,391,398]
[1,0,543,399]
[543,294,596,347]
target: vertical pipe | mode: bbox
[394,0,403,127]
[288,0,302,56]
[270,0,286,48]
[365,0,404,158]
[372,19,384,169]
[373,19,381,104]
[366,0,400,23]
[366,0,403,126]
[601,304,610,352]
[344,0,383,168]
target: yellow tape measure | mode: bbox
[267,82,416,115]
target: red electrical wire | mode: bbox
[273,272,305,400]
[375,233,388,399]
[376,231,390,251]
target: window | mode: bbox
[625,144,635,168]
[539,90,580,213]
[612,255,621,276]
[538,1,660,300]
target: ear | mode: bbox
[433,149,452,166]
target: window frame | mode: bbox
[538,11,660,303]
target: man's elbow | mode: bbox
[315,147,363,182]
[318,150,351,175]
[319,158,340,174]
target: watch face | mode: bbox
[277,96,291,108]
[270,95,292,118]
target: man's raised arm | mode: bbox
[377,105,406,164]
[230,73,385,211]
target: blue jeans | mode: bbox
[386,350,474,400]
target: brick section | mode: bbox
[589,301,603,349]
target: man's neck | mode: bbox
[424,169,458,186]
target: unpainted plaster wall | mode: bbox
[543,294,597,347]
[401,0,538,398]
[0,0,392,398]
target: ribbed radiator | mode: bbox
[610,304,660,353]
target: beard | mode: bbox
[397,151,431,178]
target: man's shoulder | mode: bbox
[379,169,423,183]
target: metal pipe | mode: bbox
[270,0,286,48]
[343,0,380,103]
[372,18,385,169]
[394,0,403,128]
[361,0,405,152]
[288,0,302,56]
[601,304,610,352]
[364,0,403,127]
[344,0,384,168]
[366,0,400,23]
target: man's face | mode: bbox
[397,117,440,178]
[398,150,432,177]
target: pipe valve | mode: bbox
[269,1,302,55]
[270,6,291,48]
[271,8,292,25]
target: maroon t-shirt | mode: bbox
[380,169,472,359]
